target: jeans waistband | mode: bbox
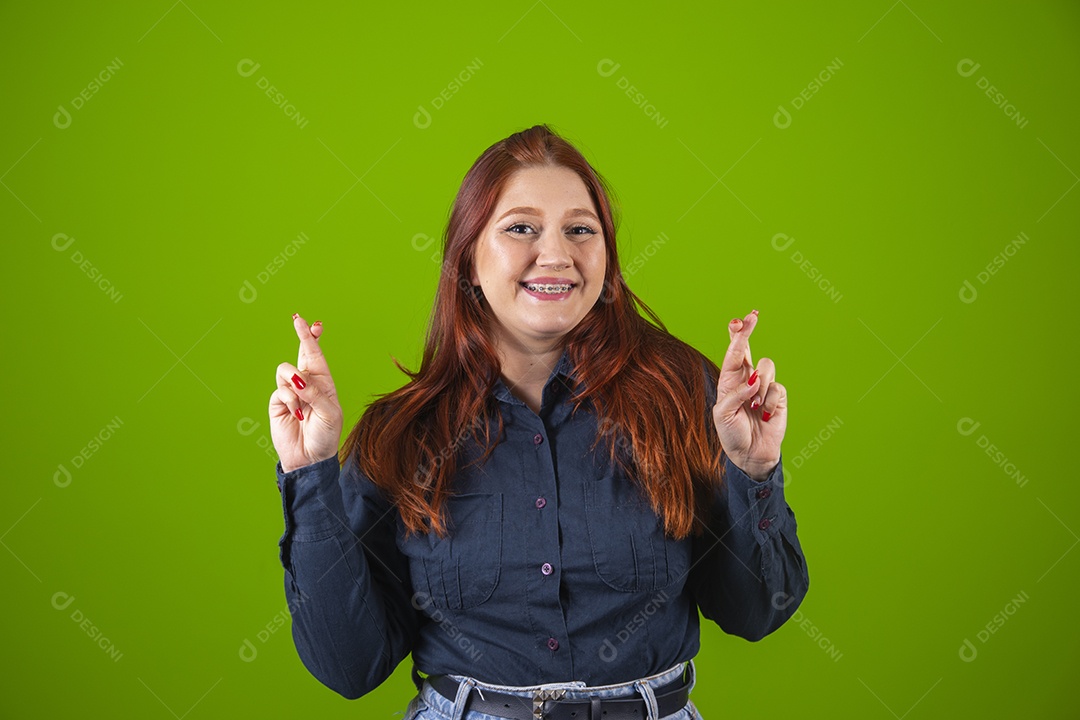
[415,659,695,720]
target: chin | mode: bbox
[530,318,585,337]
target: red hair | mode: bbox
[340,124,726,539]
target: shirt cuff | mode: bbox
[721,451,789,541]
[276,455,344,538]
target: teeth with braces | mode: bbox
[524,283,572,294]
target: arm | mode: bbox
[689,451,809,641]
[688,354,809,640]
[276,450,421,699]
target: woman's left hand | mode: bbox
[712,309,788,481]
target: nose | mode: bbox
[535,227,573,270]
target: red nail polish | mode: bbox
[747,370,758,386]
[294,407,304,421]
[292,373,306,390]
[292,313,299,319]
[762,410,772,422]
[313,320,322,326]
[750,398,760,410]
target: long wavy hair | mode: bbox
[340,123,726,540]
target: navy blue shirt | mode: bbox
[275,348,809,699]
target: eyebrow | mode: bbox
[496,206,600,222]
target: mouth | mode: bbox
[519,281,575,294]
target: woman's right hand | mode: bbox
[269,313,344,473]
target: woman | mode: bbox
[268,124,809,720]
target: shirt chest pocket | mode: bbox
[398,492,503,611]
[582,477,691,593]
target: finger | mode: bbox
[276,360,327,414]
[760,381,787,423]
[720,309,759,379]
[269,386,305,422]
[748,357,776,410]
[292,313,327,373]
[302,319,324,367]
[727,317,754,372]
[714,365,762,420]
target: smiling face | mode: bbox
[469,164,607,355]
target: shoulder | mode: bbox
[638,324,718,386]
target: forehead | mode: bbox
[495,165,594,211]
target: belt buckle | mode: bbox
[532,688,566,719]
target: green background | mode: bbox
[3,1,1078,717]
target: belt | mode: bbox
[426,667,691,720]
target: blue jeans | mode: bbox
[402,659,702,720]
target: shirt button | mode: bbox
[758,518,772,531]
[533,433,543,445]
[541,562,553,575]
[756,486,771,499]
[535,497,547,509]
[547,637,559,651]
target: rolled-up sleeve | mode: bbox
[275,451,420,699]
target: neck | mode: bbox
[492,332,565,412]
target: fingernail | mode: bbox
[313,320,322,327]
[762,410,772,422]
[751,309,759,315]
[292,373,306,390]
[747,370,758,386]
[750,398,761,410]
[730,318,740,326]
[294,407,304,421]
[292,313,299,319]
